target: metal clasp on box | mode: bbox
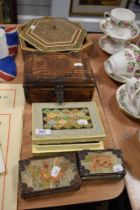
[55,84,64,104]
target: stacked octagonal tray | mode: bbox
[19,16,90,53]
[18,16,95,104]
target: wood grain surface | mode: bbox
[87,34,140,210]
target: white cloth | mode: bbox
[0,28,9,59]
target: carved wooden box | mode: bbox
[23,52,95,103]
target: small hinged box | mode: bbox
[19,153,81,198]
[77,149,126,180]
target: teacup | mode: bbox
[125,77,140,114]
[104,8,136,36]
[104,44,140,76]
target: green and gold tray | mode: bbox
[32,102,106,144]
[18,23,93,55]
[19,17,87,52]
[19,153,81,198]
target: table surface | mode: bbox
[87,34,140,210]
[15,51,124,209]
[6,33,140,210]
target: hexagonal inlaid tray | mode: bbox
[19,17,87,52]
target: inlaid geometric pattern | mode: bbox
[19,17,87,52]
[42,108,93,130]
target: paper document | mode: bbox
[0,145,5,174]
[0,84,25,109]
[0,109,23,210]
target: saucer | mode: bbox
[99,36,131,55]
[104,60,131,83]
[100,19,140,40]
[116,84,140,119]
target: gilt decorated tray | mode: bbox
[19,17,87,52]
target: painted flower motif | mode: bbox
[125,51,133,58]
[125,50,136,73]
[134,50,140,63]
[118,21,130,28]
[90,154,113,172]
[128,45,135,50]
[128,81,140,97]
[130,27,137,36]
[127,62,135,73]
[127,46,140,65]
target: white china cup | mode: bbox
[104,8,136,36]
[125,76,140,114]
[104,44,140,76]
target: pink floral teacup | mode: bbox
[104,8,135,36]
[104,44,140,77]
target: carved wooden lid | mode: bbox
[19,17,87,52]
[24,52,95,87]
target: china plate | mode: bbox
[104,60,130,83]
[100,19,140,40]
[99,36,131,55]
[116,84,140,119]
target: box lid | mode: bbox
[19,17,87,52]
[24,53,95,87]
[18,22,93,54]
[77,149,126,180]
[32,102,106,144]
[19,153,81,198]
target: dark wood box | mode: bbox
[23,52,95,103]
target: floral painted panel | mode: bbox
[42,108,93,130]
[78,150,125,179]
[124,49,140,73]
[19,154,81,197]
